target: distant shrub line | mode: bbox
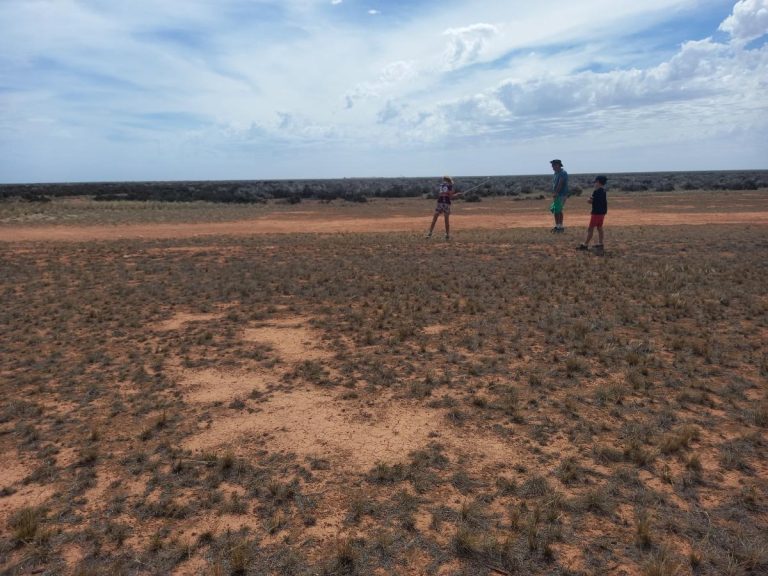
[1,171,765,204]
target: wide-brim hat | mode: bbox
[550,159,563,166]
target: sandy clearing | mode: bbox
[1,203,766,242]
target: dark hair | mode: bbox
[595,175,607,185]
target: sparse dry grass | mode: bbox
[1,197,766,575]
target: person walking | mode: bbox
[578,175,608,252]
[549,159,569,233]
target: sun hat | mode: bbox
[550,159,563,166]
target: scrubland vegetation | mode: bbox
[2,170,767,205]
[0,201,766,575]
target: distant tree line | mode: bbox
[1,171,766,204]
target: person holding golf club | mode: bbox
[550,159,569,233]
[578,175,608,253]
[426,176,462,240]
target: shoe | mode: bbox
[577,244,588,251]
[425,232,432,238]
[550,227,559,233]
[444,234,450,240]
[593,244,604,251]
[557,227,565,233]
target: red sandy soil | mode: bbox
[1,192,765,242]
[1,191,766,575]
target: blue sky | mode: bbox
[1,0,766,183]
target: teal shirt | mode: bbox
[552,169,569,198]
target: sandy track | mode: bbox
[1,199,766,242]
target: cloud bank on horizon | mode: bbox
[0,0,766,182]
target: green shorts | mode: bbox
[550,196,566,214]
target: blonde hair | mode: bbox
[443,176,453,184]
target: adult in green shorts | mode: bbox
[550,159,569,233]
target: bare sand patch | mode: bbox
[1,452,31,489]
[2,193,765,242]
[172,316,331,403]
[179,367,272,404]
[183,387,434,469]
[0,485,56,529]
[424,324,450,335]
[154,311,225,331]
[243,317,330,362]
[183,384,528,473]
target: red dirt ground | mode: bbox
[1,193,766,242]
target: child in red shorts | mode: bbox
[578,175,607,252]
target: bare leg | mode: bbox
[597,226,604,245]
[444,213,450,237]
[428,213,439,235]
[584,226,594,245]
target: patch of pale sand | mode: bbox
[179,367,272,404]
[745,386,766,402]
[220,482,247,498]
[153,311,225,331]
[423,324,449,335]
[62,545,86,573]
[183,387,526,473]
[243,317,330,362]
[0,484,56,528]
[1,451,31,488]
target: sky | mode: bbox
[1,0,767,183]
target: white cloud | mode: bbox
[344,60,417,108]
[368,9,380,15]
[1,0,766,181]
[477,38,760,117]
[719,0,768,44]
[443,23,499,70]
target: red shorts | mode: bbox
[589,214,605,228]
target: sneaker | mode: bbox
[425,232,432,238]
[550,227,559,233]
[557,227,566,233]
[577,244,588,251]
[444,234,450,240]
